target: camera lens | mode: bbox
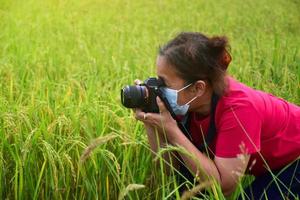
[121,85,148,108]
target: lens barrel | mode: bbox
[121,85,147,108]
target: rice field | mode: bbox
[0,0,299,199]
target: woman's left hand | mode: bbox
[135,96,179,140]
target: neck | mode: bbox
[194,89,213,117]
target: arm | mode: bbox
[135,110,180,174]
[143,97,255,195]
[133,79,180,174]
[167,126,250,195]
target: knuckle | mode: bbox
[134,79,141,85]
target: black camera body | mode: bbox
[121,77,165,113]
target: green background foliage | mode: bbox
[0,0,299,199]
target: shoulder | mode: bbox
[223,76,257,102]
[217,76,260,116]
[212,77,263,157]
[214,77,264,139]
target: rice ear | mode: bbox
[80,133,118,163]
[118,184,145,200]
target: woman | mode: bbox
[134,32,300,199]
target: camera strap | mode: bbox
[180,92,220,153]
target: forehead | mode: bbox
[156,56,185,87]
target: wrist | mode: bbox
[145,124,168,142]
[165,125,183,145]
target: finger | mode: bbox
[137,111,158,123]
[135,109,147,121]
[156,96,168,113]
[141,113,157,122]
[134,79,142,85]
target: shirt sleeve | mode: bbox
[214,102,262,158]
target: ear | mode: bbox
[192,80,206,96]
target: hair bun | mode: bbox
[208,36,228,53]
[208,36,231,70]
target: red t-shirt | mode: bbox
[187,77,300,176]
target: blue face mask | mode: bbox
[161,83,198,116]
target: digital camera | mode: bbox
[120,77,165,113]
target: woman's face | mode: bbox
[156,56,196,106]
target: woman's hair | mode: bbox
[159,32,232,96]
